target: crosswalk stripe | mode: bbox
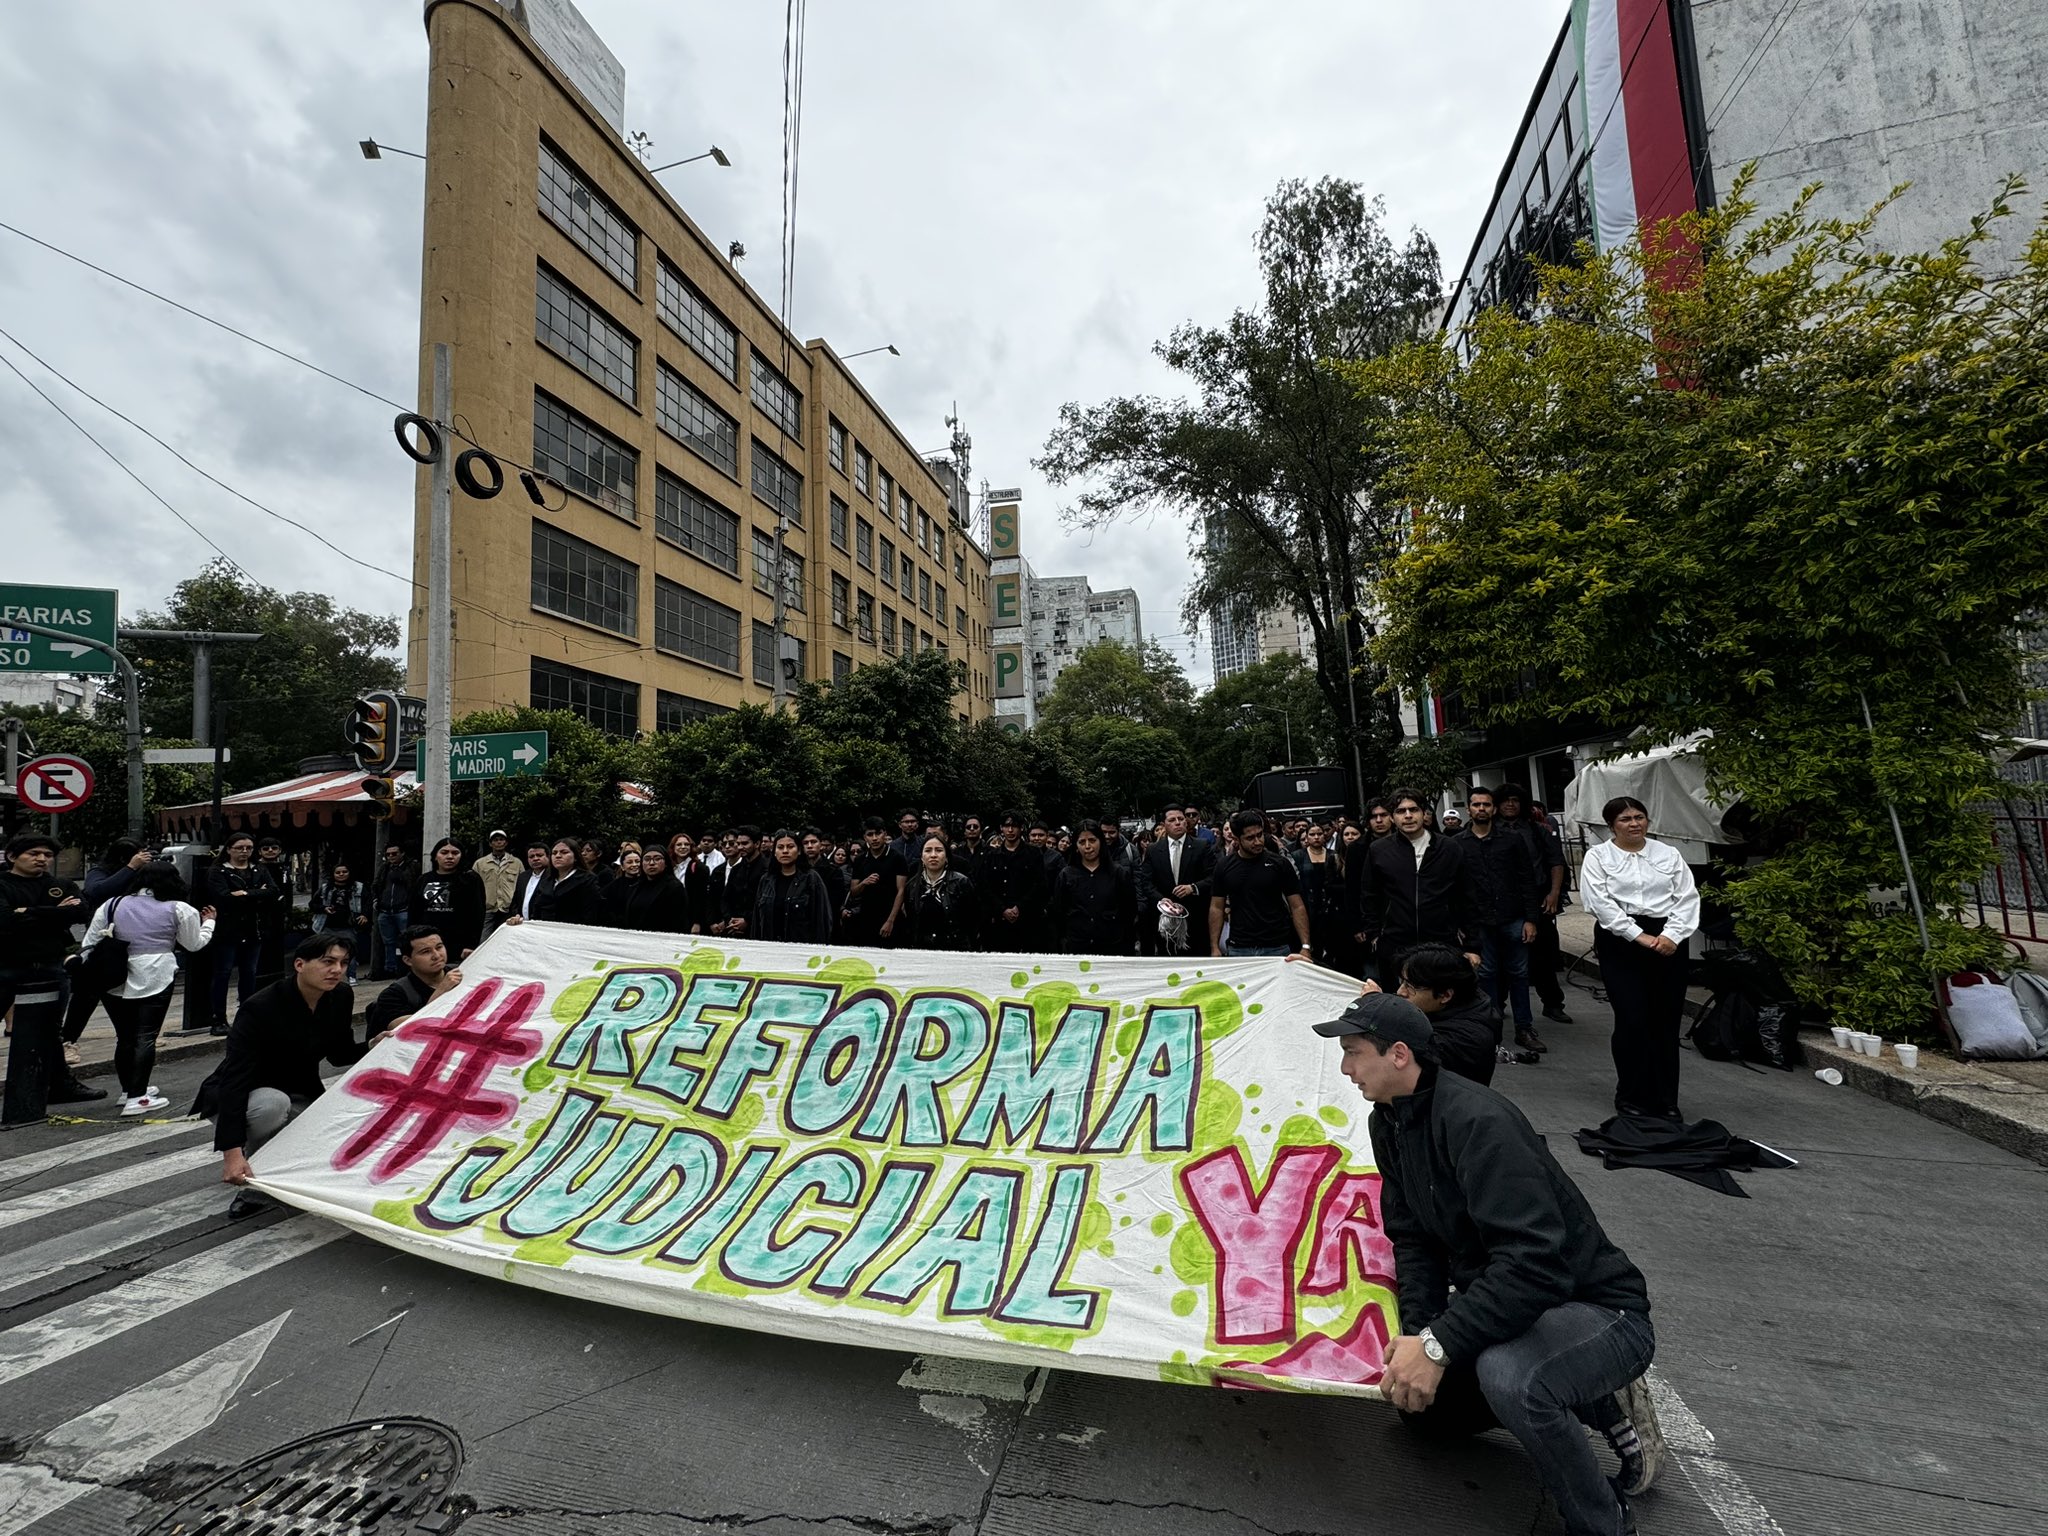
[0,1120,202,1191]
[0,1187,226,1296]
[0,1145,218,1234]
[0,1218,342,1387]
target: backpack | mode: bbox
[2008,973,2048,1058]
[1689,991,1756,1063]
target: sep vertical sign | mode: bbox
[0,584,118,675]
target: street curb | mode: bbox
[1806,1036,2048,1169]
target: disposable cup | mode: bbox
[1862,1034,1884,1057]
[1830,1026,1852,1049]
[1895,1044,1920,1070]
[1814,1067,1844,1086]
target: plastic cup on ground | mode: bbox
[1830,1026,1852,1049]
[1814,1067,1844,1086]
[1895,1044,1920,1070]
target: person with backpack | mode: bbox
[1580,796,1701,1121]
[78,861,215,1115]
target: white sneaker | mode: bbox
[121,1092,170,1116]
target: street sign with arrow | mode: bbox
[0,584,118,676]
[416,729,549,782]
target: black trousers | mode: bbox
[1530,911,1566,1008]
[103,989,174,1098]
[1596,926,1690,1116]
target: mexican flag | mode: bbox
[1574,0,1701,255]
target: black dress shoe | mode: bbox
[1541,1003,1572,1024]
[208,1023,229,1037]
[227,1190,273,1220]
[47,1079,110,1104]
[1514,1028,1549,1054]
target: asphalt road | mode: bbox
[0,974,2042,1536]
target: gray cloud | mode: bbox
[2,0,1566,685]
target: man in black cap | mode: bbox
[1,832,85,1127]
[1316,991,1663,1535]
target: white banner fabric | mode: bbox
[251,924,1400,1396]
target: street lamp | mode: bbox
[1238,702,1294,764]
[650,146,731,171]
[359,138,424,161]
[842,344,899,360]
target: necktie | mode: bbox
[1171,840,1182,882]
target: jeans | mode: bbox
[1225,942,1292,957]
[1406,1303,1655,1536]
[1,965,69,1125]
[103,988,173,1098]
[375,910,409,977]
[209,935,263,1027]
[1477,919,1534,1030]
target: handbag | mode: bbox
[78,896,133,998]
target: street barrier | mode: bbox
[253,924,1398,1395]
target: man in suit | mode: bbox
[506,840,551,925]
[1144,805,1218,957]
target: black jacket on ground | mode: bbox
[752,867,836,944]
[1429,994,1504,1086]
[1049,861,1135,954]
[197,976,365,1151]
[900,870,980,951]
[1458,825,1541,929]
[1370,1064,1651,1365]
[1361,833,1475,948]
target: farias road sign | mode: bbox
[0,584,118,675]
[417,730,549,782]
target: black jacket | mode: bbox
[751,867,836,944]
[531,869,602,925]
[1370,1065,1650,1364]
[1361,833,1475,947]
[508,867,550,922]
[978,841,1047,936]
[1429,994,1504,1086]
[415,867,486,957]
[197,976,366,1151]
[615,875,691,933]
[720,856,767,930]
[365,969,435,1034]
[676,859,719,931]
[1049,861,1135,954]
[1143,835,1216,904]
[0,868,81,971]
[1458,825,1541,928]
[900,870,980,951]
[208,861,284,942]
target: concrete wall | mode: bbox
[1696,0,2048,268]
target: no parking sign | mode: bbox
[17,753,95,813]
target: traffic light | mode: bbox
[362,776,397,821]
[343,691,400,773]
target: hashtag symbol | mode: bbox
[337,977,546,1182]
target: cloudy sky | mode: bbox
[0,0,1565,687]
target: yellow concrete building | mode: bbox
[411,0,993,733]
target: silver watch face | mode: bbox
[1421,1329,1445,1363]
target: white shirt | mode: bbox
[1407,829,1432,868]
[82,897,214,999]
[1580,838,1700,945]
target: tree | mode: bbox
[1356,173,2048,1041]
[448,707,639,851]
[634,707,821,834]
[123,559,403,790]
[1065,718,1190,822]
[2,708,209,855]
[797,648,961,772]
[1035,639,1194,734]
[1181,652,1341,806]
[1038,178,1442,799]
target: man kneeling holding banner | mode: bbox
[1319,991,1664,1536]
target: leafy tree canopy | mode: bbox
[2,708,208,854]
[1036,639,1193,734]
[1181,652,1341,806]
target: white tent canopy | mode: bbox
[1562,731,1739,863]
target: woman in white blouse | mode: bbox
[79,861,216,1116]
[1580,795,1700,1121]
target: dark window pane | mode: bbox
[655,362,738,476]
[538,138,637,290]
[533,391,637,520]
[654,467,740,574]
[654,576,742,673]
[530,657,639,735]
[531,520,638,637]
[536,263,637,404]
[655,258,737,381]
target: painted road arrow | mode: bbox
[0,1312,290,1535]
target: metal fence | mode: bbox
[1970,810,2048,943]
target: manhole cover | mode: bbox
[143,1418,465,1536]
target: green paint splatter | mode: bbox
[1096,1239,1115,1258]
[1317,1104,1349,1129]
[372,1197,418,1229]
[510,1229,578,1267]
[1170,1220,1215,1286]
[1248,1002,1263,1015]
[1192,1082,1243,1153]
[549,975,606,1024]
[1149,1212,1173,1237]
[817,956,877,987]
[1087,983,1100,994]
[1278,1113,1326,1146]
[1118,1215,1132,1228]
[521,1062,556,1093]
[1113,1016,1142,1057]
[1245,1083,1262,1099]
[1078,1200,1112,1250]
[1165,973,1181,986]
[1010,971,1029,989]
[1077,960,1092,972]
[1170,1289,1198,1317]
[989,1320,1082,1352]
[1181,979,1243,1039]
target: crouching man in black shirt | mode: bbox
[196,933,390,1218]
[366,924,463,1035]
[1316,992,1665,1535]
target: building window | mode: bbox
[750,438,804,526]
[935,580,946,617]
[831,573,850,628]
[856,516,874,568]
[934,527,945,563]
[752,621,805,687]
[749,350,803,442]
[833,651,852,686]
[878,468,894,518]
[655,258,737,382]
[879,536,897,589]
[653,467,740,575]
[654,362,738,477]
[536,263,637,405]
[828,418,846,473]
[854,444,871,495]
[899,487,913,535]
[653,576,741,673]
[917,510,930,552]
[918,569,932,614]
[956,604,968,636]
[954,548,965,581]
[533,391,637,521]
[531,521,638,637]
[856,589,874,641]
[902,553,916,596]
[531,657,638,736]
[881,606,897,655]
[538,138,637,291]
[830,495,849,551]
[752,528,804,611]
[656,690,732,730]
[921,628,934,652]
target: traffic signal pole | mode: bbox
[423,342,454,852]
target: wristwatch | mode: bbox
[1418,1327,1446,1365]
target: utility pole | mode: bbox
[423,341,454,849]
[116,629,262,744]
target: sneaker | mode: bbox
[1607,1480,1639,1535]
[63,1042,83,1067]
[1494,1044,1542,1066]
[1607,1374,1666,1496]
[1514,1028,1549,1055]
[47,1079,110,1105]
[121,1091,170,1116]
[1542,1003,1572,1024]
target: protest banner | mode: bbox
[253,923,1399,1395]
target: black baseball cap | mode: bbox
[1314,992,1436,1053]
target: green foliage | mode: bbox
[796,648,962,769]
[447,708,638,852]
[1180,653,1341,806]
[1037,639,1194,734]
[634,707,821,834]
[1356,171,2048,1037]
[942,722,1045,822]
[122,559,404,790]
[1382,735,1472,805]
[3,708,209,854]
[1038,178,1441,796]
[1063,718,1191,821]
[811,737,919,832]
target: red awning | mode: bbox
[155,769,421,836]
